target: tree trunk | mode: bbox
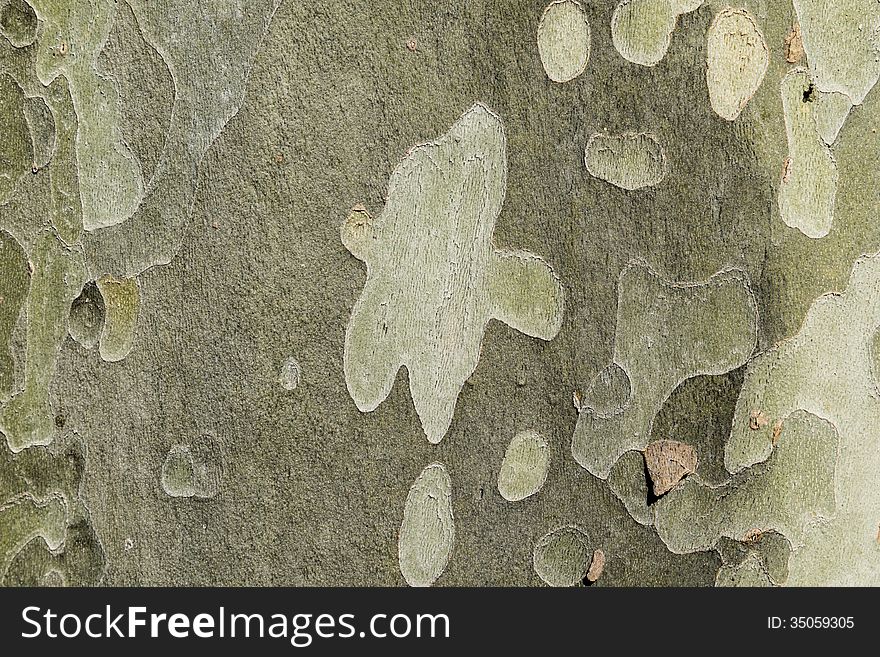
[1,0,878,586]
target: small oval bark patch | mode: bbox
[398,463,454,587]
[707,8,769,121]
[585,132,667,190]
[497,430,550,502]
[533,526,592,586]
[537,0,591,83]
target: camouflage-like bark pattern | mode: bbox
[1,0,879,586]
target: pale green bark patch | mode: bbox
[611,0,703,66]
[572,263,757,478]
[0,72,32,202]
[497,429,550,502]
[706,7,768,121]
[30,0,144,230]
[584,132,667,190]
[68,280,104,350]
[723,253,880,585]
[778,68,838,239]
[342,103,563,444]
[607,450,652,525]
[398,463,454,587]
[160,435,222,499]
[0,229,28,396]
[96,273,139,362]
[537,0,591,83]
[1,230,84,452]
[533,525,591,587]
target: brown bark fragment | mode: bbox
[586,548,605,582]
[772,419,783,445]
[749,409,769,430]
[785,23,804,64]
[644,439,698,496]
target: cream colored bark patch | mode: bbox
[497,429,550,502]
[96,274,139,362]
[706,8,768,121]
[584,132,667,190]
[719,253,880,585]
[812,91,853,146]
[585,548,605,582]
[611,0,703,66]
[341,103,564,444]
[778,68,838,239]
[398,463,454,587]
[537,0,591,83]
[572,263,757,479]
[793,0,880,105]
[533,525,591,586]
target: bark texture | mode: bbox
[1,0,879,586]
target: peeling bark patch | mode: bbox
[655,410,837,571]
[1,231,84,452]
[497,429,550,502]
[607,450,653,525]
[160,435,222,499]
[584,132,667,190]
[537,0,591,83]
[0,72,32,202]
[719,253,880,585]
[96,274,139,363]
[533,526,591,587]
[778,68,839,239]
[812,91,852,146]
[398,463,454,587]
[644,439,697,496]
[4,518,104,586]
[793,0,880,105]
[580,362,631,417]
[0,492,67,578]
[706,8,768,121]
[784,23,804,64]
[585,548,605,583]
[279,357,301,391]
[341,103,564,444]
[29,0,145,230]
[611,0,703,67]
[572,263,757,478]
[0,229,28,396]
[715,552,773,587]
[68,281,105,350]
